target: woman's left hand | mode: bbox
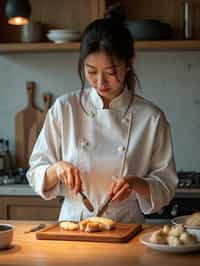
[109,177,133,201]
[109,176,150,202]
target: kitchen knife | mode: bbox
[24,223,46,233]
[79,191,94,212]
[96,196,112,217]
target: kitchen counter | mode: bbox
[0,184,36,196]
[0,220,199,266]
[1,183,200,198]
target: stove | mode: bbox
[177,171,200,189]
[0,168,28,185]
[145,171,200,224]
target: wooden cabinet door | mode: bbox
[1,196,61,221]
[0,197,4,219]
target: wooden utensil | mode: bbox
[36,222,142,243]
[15,81,42,168]
[28,93,52,157]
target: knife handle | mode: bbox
[96,196,112,217]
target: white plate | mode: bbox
[140,232,200,253]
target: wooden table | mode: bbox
[0,220,199,266]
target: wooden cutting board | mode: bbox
[28,93,52,157]
[15,81,42,168]
[36,222,142,243]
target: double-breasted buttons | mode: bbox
[122,116,130,125]
[90,111,95,118]
[117,145,126,153]
[80,139,90,150]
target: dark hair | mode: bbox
[78,4,136,105]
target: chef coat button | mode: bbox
[122,117,129,124]
[117,145,126,153]
[80,139,89,149]
[90,112,95,118]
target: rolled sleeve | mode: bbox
[27,165,59,200]
[136,116,178,214]
[26,99,62,200]
[136,175,177,214]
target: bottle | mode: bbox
[4,139,12,175]
[184,1,192,39]
[0,139,5,174]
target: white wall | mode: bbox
[0,51,200,171]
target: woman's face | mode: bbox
[84,51,127,107]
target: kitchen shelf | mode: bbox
[135,40,200,51]
[1,40,200,54]
[0,42,80,53]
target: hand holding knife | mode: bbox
[96,176,116,217]
[96,176,134,217]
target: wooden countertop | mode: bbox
[0,220,199,266]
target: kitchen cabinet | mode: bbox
[1,0,200,53]
[0,196,61,220]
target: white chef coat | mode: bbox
[27,87,178,223]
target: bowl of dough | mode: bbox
[184,212,200,241]
[46,29,81,43]
[172,212,200,241]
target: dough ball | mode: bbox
[60,221,79,231]
[169,224,184,237]
[162,225,171,235]
[150,229,167,244]
[179,232,197,245]
[167,235,182,247]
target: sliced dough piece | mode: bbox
[86,217,115,230]
[185,212,200,227]
[79,220,89,232]
[79,217,115,232]
[85,222,104,232]
[60,221,79,231]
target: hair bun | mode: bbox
[104,4,126,25]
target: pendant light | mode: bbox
[5,0,31,26]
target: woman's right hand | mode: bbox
[49,161,82,193]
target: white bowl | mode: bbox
[185,226,200,241]
[171,215,200,242]
[46,31,80,43]
[0,224,14,249]
[48,29,80,34]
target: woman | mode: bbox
[27,5,178,223]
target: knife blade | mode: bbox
[96,196,112,217]
[24,223,46,233]
[79,191,94,212]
